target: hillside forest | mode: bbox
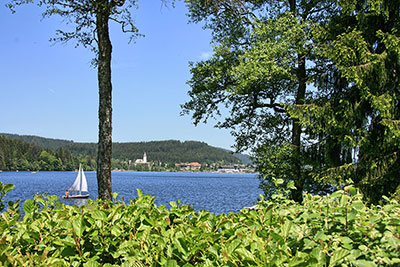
[0,134,242,171]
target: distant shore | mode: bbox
[0,169,257,174]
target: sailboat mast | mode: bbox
[79,164,82,196]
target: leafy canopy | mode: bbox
[1,181,399,265]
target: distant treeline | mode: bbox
[65,140,242,165]
[0,135,82,171]
[0,134,243,171]
[0,133,73,150]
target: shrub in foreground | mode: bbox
[0,181,399,266]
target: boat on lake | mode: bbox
[63,164,89,199]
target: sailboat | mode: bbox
[63,164,89,199]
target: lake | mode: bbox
[0,171,262,214]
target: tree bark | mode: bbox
[96,3,113,201]
[289,0,306,203]
[291,53,306,203]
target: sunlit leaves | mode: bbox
[0,182,15,212]
[232,12,308,95]
[289,0,400,203]
[22,199,35,217]
[1,181,400,265]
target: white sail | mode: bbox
[81,168,88,192]
[69,165,82,191]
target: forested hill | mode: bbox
[0,135,78,171]
[0,134,243,164]
[66,140,242,164]
[0,133,73,150]
[116,140,241,164]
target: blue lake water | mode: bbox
[0,171,262,214]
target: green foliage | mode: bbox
[66,140,241,165]
[183,0,400,204]
[0,135,80,171]
[0,182,15,212]
[0,134,243,171]
[109,140,241,165]
[1,183,400,265]
[0,133,73,150]
[182,0,337,201]
[289,0,400,203]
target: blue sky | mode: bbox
[0,1,236,150]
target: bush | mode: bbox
[0,182,399,266]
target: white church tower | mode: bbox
[134,152,148,165]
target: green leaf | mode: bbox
[287,180,296,189]
[353,260,377,267]
[72,216,85,238]
[164,260,178,267]
[47,195,59,205]
[61,235,76,247]
[136,189,143,198]
[348,186,357,196]
[3,184,15,194]
[60,219,73,230]
[352,200,364,210]
[339,236,353,244]
[340,194,348,206]
[270,232,284,244]
[175,238,189,256]
[282,220,292,240]
[207,245,219,257]
[91,210,107,221]
[236,247,255,261]
[226,239,241,255]
[83,260,101,267]
[23,199,35,215]
[311,247,327,265]
[61,246,76,257]
[329,249,350,266]
[54,201,64,210]
[111,226,122,237]
[314,231,326,241]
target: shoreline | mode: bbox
[0,169,258,174]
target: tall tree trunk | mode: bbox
[96,5,113,201]
[291,53,306,203]
[288,0,306,203]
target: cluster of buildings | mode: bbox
[174,162,256,173]
[129,152,255,173]
[174,162,202,170]
[128,152,152,168]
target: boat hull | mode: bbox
[63,194,89,199]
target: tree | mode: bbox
[182,0,336,202]
[8,0,141,200]
[289,0,400,203]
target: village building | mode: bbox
[134,152,151,167]
[175,162,202,170]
